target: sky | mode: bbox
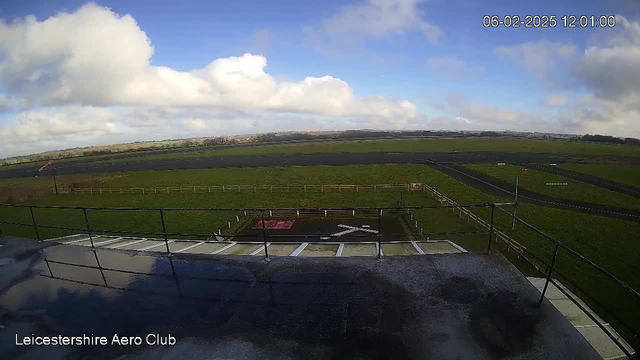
[1,0,640,157]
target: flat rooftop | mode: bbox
[0,237,600,359]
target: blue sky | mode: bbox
[0,0,639,157]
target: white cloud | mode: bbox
[319,0,442,43]
[494,40,576,79]
[0,3,416,118]
[435,93,557,132]
[544,93,568,107]
[562,15,640,136]
[425,56,485,79]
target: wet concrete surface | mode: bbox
[0,236,600,359]
[3,151,640,180]
[428,162,640,221]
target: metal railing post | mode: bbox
[159,209,170,255]
[377,208,382,259]
[45,258,54,277]
[539,243,560,305]
[82,208,94,248]
[487,204,495,252]
[261,211,269,259]
[28,206,41,241]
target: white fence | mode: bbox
[61,183,415,195]
[423,184,527,254]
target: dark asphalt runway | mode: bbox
[427,162,640,221]
[5,151,640,180]
[4,151,639,221]
[521,163,640,198]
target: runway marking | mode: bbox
[138,241,173,251]
[411,241,425,255]
[250,243,270,255]
[110,239,147,249]
[210,242,236,254]
[92,237,124,247]
[445,240,468,253]
[45,234,83,242]
[332,224,379,237]
[63,237,91,244]
[175,241,205,253]
[290,243,308,256]
[336,243,344,257]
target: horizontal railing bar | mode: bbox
[495,205,640,301]
[0,203,509,211]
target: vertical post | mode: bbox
[82,208,94,248]
[487,204,495,252]
[512,176,519,230]
[160,209,170,255]
[29,206,41,241]
[53,166,59,195]
[377,208,382,259]
[261,211,269,259]
[539,244,560,305]
[45,259,54,277]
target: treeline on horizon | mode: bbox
[2,130,639,166]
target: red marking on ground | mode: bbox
[253,220,295,229]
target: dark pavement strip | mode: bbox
[520,163,640,198]
[4,151,640,180]
[427,162,640,221]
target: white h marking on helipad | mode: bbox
[331,224,378,237]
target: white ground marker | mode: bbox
[44,234,83,242]
[411,241,425,255]
[250,243,270,256]
[138,240,174,251]
[290,243,309,256]
[111,239,147,249]
[336,243,344,257]
[62,237,91,245]
[210,242,236,255]
[175,241,205,253]
[445,240,468,253]
[337,224,378,234]
[91,237,124,247]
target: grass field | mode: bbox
[73,137,640,166]
[558,163,640,188]
[1,163,639,339]
[463,163,640,210]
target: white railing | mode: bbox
[59,183,416,195]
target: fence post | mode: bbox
[374,185,377,192]
[539,244,560,305]
[487,204,495,252]
[159,209,170,255]
[29,206,41,241]
[82,208,94,248]
[377,208,382,259]
[261,211,269,260]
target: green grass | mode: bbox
[558,163,640,188]
[417,165,640,339]
[463,163,640,210]
[90,137,640,165]
[1,163,638,339]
